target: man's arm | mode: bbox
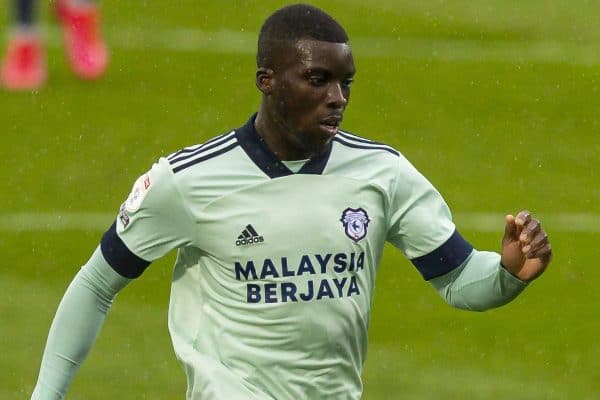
[429,210,552,311]
[30,158,196,399]
[429,249,527,311]
[31,246,131,400]
[383,151,552,310]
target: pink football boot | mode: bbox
[0,33,46,90]
[55,0,109,79]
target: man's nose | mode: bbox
[327,83,347,107]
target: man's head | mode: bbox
[256,3,349,69]
[255,4,356,160]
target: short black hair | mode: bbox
[257,3,349,67]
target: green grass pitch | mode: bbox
[1,1,598,399]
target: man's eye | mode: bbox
[342,79,354,88]
[309,76,326,86]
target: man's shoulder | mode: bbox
[329,129,427,188]
[330,130,407,172]
[333,130,400,159]
[165,130,241,175]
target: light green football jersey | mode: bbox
[105,115,468,400]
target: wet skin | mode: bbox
[255,39,356,161]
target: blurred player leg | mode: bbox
[55,0,108,79]
[1,0,46,91]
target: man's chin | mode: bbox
[303,136,333,157]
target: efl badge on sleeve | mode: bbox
[340,207,370,242]
[125,173,152,213]
[118,203,130,229]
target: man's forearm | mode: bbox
[429,250,528,311]
[31,246,130,400]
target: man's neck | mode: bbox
[254,111,310,161]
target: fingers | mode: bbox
[520,219,541,244]
[514,210,552,261]
[523,231,551,259]
[514,210,531,233]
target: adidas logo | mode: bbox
[235,224,265,246]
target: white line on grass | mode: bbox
[0,212,114,232]
[1,212,598,232]
[44,26,600,66]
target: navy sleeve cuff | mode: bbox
[100,221,151,279]
[411,229,473,280]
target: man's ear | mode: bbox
[256,67,274,94]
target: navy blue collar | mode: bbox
[235,114,332,179]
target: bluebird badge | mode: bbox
[340,207,370,242]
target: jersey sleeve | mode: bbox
[31,247,131,400]
[429,250,528,311]
[386,155,473,280]
[101,157,196,278]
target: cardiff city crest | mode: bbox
[340,207,370,242]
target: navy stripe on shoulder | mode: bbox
[337,131,388,146]
[167,132,233,160]
[168,131,236,164]
[337,131,398,155]
[167,144,202,160]
[333,136,399,156]
[411,230,474,280]
[180,131,232,153]
[172,141,239,173]
[100,221,151,279]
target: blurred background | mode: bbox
[1,1,598,399]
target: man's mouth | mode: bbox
[320,115,342,134]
